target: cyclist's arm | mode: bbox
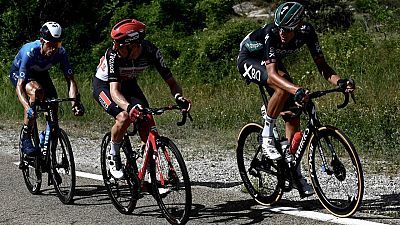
[266,62,301,95]
[314,56,341,86]
[110,81,130,111]
[305,23,341,87]
[65,75,80,105]
[165,76,183,98]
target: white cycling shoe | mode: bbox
[107,153,124,179]
[261,137,282,160]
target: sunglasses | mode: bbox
[114,41,141,48]
[278,27,296,33]
[44,40,62,48]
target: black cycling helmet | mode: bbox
[40,22,62,42]
[274,2,305,31]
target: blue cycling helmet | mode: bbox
[274,2,305,30]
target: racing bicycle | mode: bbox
[236,84,364,217]
[100,104,192,225]
[19,97,77,204]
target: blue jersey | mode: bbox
[10,40,73,81]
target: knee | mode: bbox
[115,111,130,125]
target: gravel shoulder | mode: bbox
[0,123,398,220]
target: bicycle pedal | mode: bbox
[19,161,27,170]
[248,167,259,177]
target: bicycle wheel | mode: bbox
[308,125,364,217]
[150,136,192,225]
[100,132,138,214]
[236,123,283,205]
[50,128,76,204]
[19,127,42,194]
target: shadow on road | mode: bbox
[359,193,400,219]
[70,185,111,206]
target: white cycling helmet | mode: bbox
[40,21,62,42]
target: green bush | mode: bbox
[195,0,235,28]
[175,18,261,84]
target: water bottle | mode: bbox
[290,131,302,154]
[39,131,46,148]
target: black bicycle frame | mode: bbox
[258,85,323,168]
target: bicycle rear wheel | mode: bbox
[308,126,364,217]
[50,128,76,204]
[19,127,42,194]
[151,136,192,225]
[100,132,138,214]
[236,123,283,205]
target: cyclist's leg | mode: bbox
[93,77,127,176]
[92,77,127,142]
[18,74,46,155]
[121,80,150,143]
[238,58,286,159]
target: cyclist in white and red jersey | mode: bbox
[237,2,355,196]
[92,19,191,179]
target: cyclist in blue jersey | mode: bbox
[92,19,191,179]
[9,21,84,156]
[237,2,355,196]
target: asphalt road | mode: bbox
[0,152,397,225]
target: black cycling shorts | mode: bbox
[9,64,58,99]
[92,77,149,118]
[237,54,298,121]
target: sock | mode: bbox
[262,115,277,138]
[110,141,121,156]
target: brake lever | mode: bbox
[350,92,356,104]
[177,111,193,126]
[177,111,188,126]
[337,92,349,109]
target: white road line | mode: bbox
[75,171,103,181]
[255,205,387,225]
[13,161,103,181]
[13,162,386,225]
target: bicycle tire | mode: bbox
[50,128,76,204]
[100,132,138,214]
[19,127,42,194]
[150,136,192,225]
[236,123,283,205]
[308,125,364,217]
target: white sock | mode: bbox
[262,115,277,138]
[110,141,121,156]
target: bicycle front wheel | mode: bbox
[19,127,42,194]
[151,136,192,225]
[308,126,364,217]
[236,123,283,205]
[50,128,76,204]
[100,132,138,214]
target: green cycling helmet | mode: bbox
[274,2,305,30]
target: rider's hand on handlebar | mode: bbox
[175,94,192,112]
[72,101,85,116]
[127,104,143,122]
[337,78,355,93]
[294,88,310,107]
[26,107,36,119]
